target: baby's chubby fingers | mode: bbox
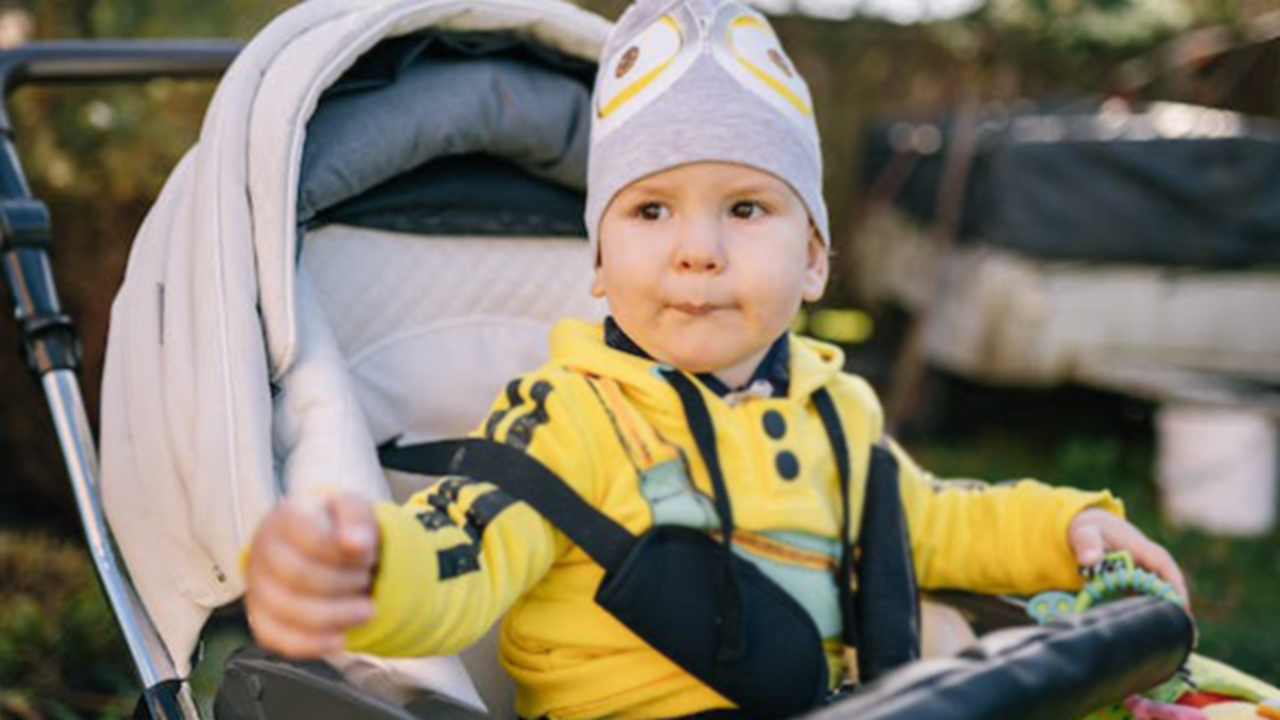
[1068,508,1190,607]
[325,493,380,572]
[244,494,382,659]
[251,495,381,592]
[269,495,375,569]
[252,537,374,597]
[250,570,375,634]
[247,602,349,659]
[1126,538,1189,607]
[1068,517,1108,568]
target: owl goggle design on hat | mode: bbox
[593,1,814,143]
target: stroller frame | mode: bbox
[1,19,1197,720]
[0,40,239,720]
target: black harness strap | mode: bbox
[813,392,921,685]
[856,444,921,683]
[810,389,859,656]
[379,438,635,571]
[658,369,737,546]
[658,369,746,663]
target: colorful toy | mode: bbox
[1076,551,1184,613]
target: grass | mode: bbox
[2,395,1277,718]
[0,530,251,720]
[0,532,136,720]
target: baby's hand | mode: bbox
[244,493,380,658]
[1067,508,1189,607]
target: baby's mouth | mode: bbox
[669,302,720,316]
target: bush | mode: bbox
[0,531,136,720]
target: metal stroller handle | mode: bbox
[0,40,240,720]
[0,40,242,130]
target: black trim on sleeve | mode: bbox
[464,490,518,542]
[484,378,526,440]
[437,543,481,580]
[504,380,554,450]
[427,477,471,510]
[415,508,456,532]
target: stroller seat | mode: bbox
[92,1,1198,718]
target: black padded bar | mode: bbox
[805,596,1194,720]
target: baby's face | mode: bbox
[593,162,827,385]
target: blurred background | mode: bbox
[2,0,1278,718]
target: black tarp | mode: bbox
[861,101,1280,268]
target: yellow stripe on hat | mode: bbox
[727,15,812,118]
[597,15,683,120]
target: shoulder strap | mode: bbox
[378,438,635,572]
[810,389,858,655]
[857,443,922,682]
[811,389,921,685]
[657,368,746,663]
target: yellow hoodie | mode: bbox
[348,319,1123,720]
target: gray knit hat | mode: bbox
[585,0,828,256]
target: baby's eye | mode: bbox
[635,202,669,221]
[730,201,766,220]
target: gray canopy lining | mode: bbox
[297,31,593,233]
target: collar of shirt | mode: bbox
[603,316,790,399]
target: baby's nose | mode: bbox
[673,228,725,272]
[678,251,721,272]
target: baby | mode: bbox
[245,2,1187,719]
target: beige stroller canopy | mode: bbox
[100,0,609,683]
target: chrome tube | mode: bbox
[41,369,201,719]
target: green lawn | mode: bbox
[3,418,1277,718]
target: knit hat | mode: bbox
[585,0,828,256]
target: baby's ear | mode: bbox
[591,264,607,299]
[801,231,828,302]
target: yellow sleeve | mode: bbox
[346,371,599,657]
[892,440,1126,595]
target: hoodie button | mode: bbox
[762,410,786,439]
[775,451,800,481]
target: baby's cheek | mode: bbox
[747,274,805,320]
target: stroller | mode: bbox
[1,1,1209,718]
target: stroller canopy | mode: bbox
[100,0,609,675]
